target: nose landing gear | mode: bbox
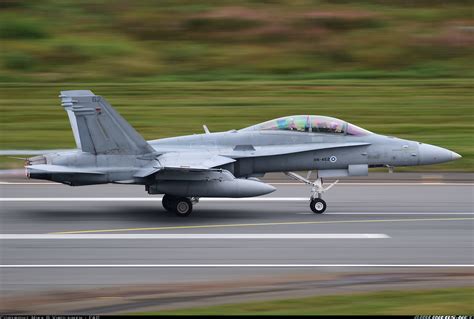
[285,171,338,214]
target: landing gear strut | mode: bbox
[162,194,197,217]
[285,171,338,214]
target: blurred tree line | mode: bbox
[0,0,473,81]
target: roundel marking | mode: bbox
[330,156,337,163]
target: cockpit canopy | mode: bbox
[240,115,372,136]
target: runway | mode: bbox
[0,181,473,313]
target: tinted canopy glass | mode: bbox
[241,115,372,136]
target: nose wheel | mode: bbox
[310,198,327,214]
[285,171,337,214]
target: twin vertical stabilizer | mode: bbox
[59,90,154,155]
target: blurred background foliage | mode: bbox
[0,0,473,170]
[1,0,473,81]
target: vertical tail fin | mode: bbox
[59,90,154,155]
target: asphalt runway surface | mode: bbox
[0,180,473,313]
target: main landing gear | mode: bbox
[162,194,198,217]
[284,171,338,214]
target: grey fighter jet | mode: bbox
[10,90,462,216]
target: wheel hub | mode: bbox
[315,202,324,211]
[177,201,189,214]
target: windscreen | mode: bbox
[241,115,371,136]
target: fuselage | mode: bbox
[148,130,459,177]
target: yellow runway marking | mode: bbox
[52,217,474,234]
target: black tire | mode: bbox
[162,194,176,212]
[310,198,327,214]
[174,197,193,217]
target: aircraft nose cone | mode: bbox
[418,143,460,165]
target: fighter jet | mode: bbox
[6,90,461,216]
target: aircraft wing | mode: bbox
[222,142,370,158]
[133,152,235,178]
[156,152,236,170]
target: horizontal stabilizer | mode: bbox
[26,164,104,175]
[26,164,107,186]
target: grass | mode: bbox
[132,286,474,315]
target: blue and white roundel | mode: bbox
[329,156,337,163]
